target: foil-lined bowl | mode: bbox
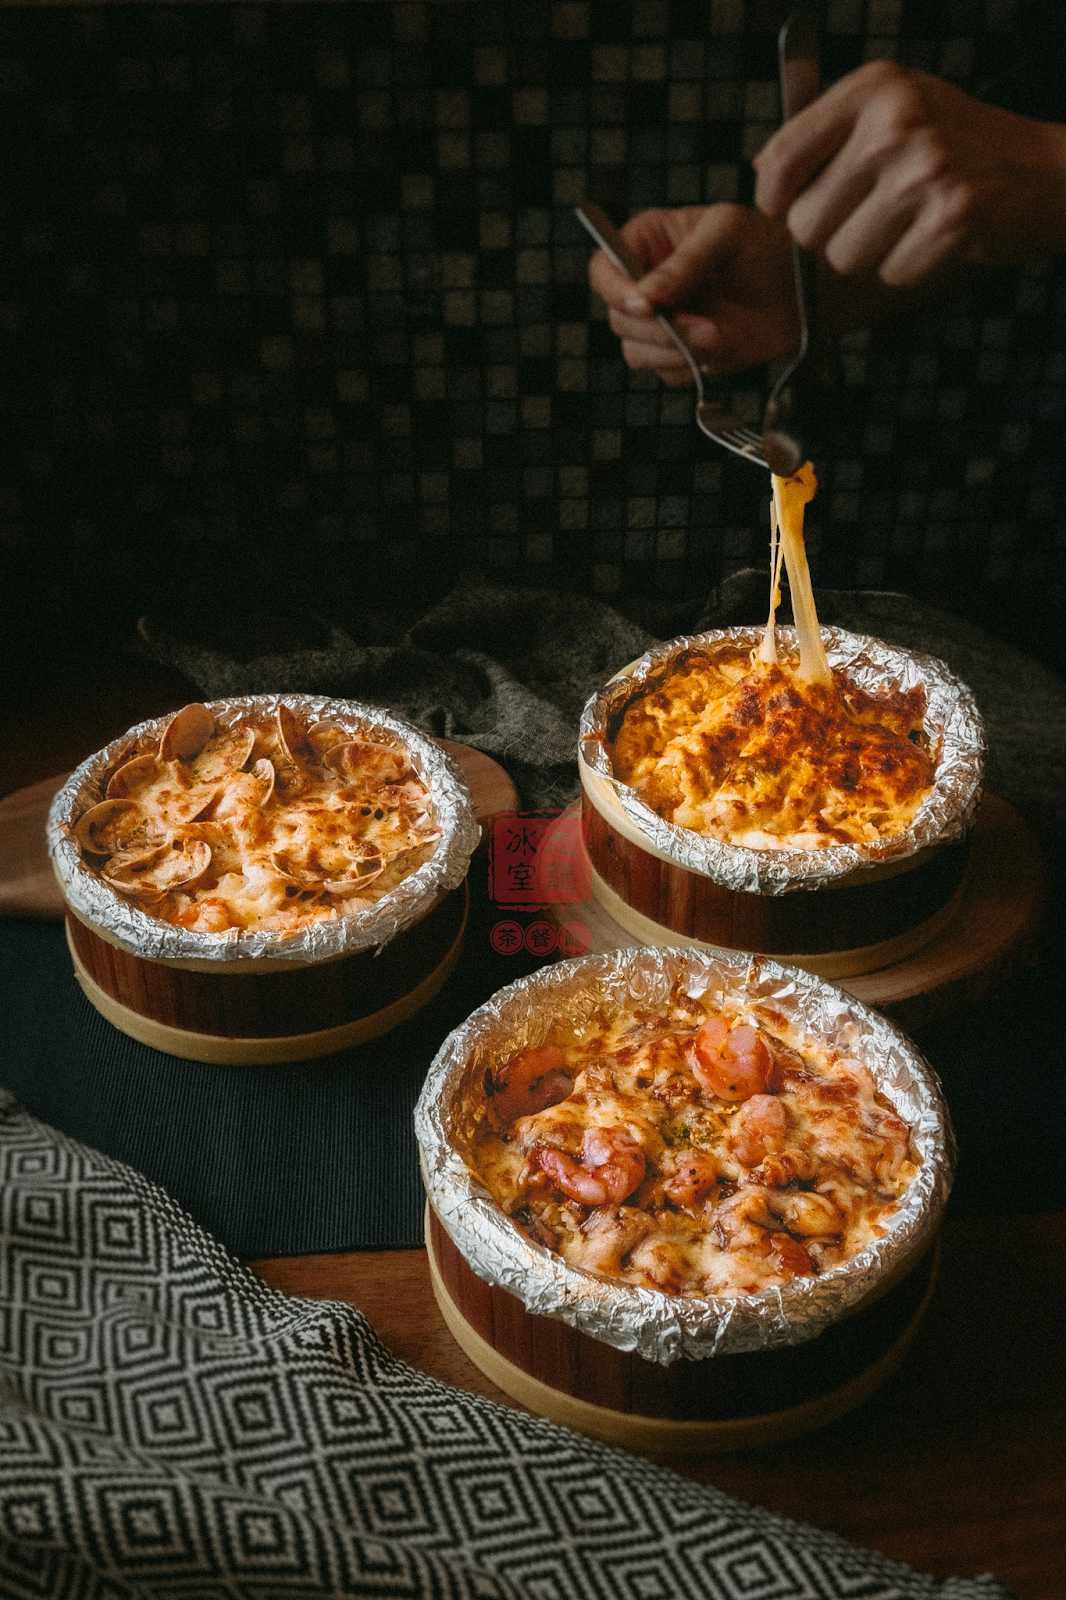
[49,694,480,966]
[416,947,954,1366]
[579,627,986,897]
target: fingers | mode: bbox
[608,303,735,358]
[635,205,748,308]
[588,248,653,317]
[588,204,755,315]
[818,179,918,275]
[754,64,879,218]
[607,307,670,344]
[785,146,879,253]
[618,337,696,384]
[812,159,966,285]
[780,122,967,282]
[586,201,797,375]
[877,210,966,288]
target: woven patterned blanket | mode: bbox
[0,1092,1011,1600]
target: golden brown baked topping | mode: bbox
[610,648,934,849]
[72,703,440,934]
[473,986,917,1299]
[603,460,933,851]
[602,461,935,850]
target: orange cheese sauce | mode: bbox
[609,465,934,850]
[74,709,441,935]
[474,987,917,1300]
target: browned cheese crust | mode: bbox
[474,985,918,1300]
[609,647,934,850]
[72,706,440,935]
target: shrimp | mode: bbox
[691,1017,773,1101]
[663,1151,719,1209]
[729,1093,788,1168]
[490,1045,573,1124]
[172,896,234,934]
[773,1190,843,1239]
[768,1232,815,1279]
[536,1126,646,1207]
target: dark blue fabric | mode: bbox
[0,883,543,1258]
[1,902,1062,1261]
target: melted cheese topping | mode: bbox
[611,465,932,849]
[767,464,831,685]
[75,708,440,935]
[611,646,933,849]
[609,461,934,849]
[474,988,917,1300]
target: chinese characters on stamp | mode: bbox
[487,809,591,956]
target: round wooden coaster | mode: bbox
[436,739,519,830]
[548,792,1044,1031]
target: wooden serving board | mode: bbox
[548,793,1044,1032]
[0,740,519,923]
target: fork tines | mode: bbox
[696,402,768,467]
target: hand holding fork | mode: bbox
[578,8,833,476]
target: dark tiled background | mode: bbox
[2,0,1065,674]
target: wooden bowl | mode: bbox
[581,757,971,980]
[49,697,479,1064]
[427,1203,939,1453]
[62,883,468,1065]
[579,632,983,980]
[416,948,953,1453]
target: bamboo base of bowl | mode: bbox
[549,792,1043,1031]
[65,882,468,1065]
[580,755,973,977]
[426,1205,939,1454]
[582,842,967,980]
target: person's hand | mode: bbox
[587,203,800,383]
[754,59,1066,288]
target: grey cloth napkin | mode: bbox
[140,577,1066,852]
[0,1091,1012,1600]
[141,584,654,809]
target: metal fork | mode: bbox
[760,5,832,478]
[574,201,768,468]
[576,14,833,478]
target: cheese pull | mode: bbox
[760,462,832,687]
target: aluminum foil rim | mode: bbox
[414,946,954,1365]
[578,626,986,896]
[48,693,481,964]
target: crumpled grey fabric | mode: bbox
[0,1091,1013,1600]
[140,585,653,808]
[139,577,1066,845]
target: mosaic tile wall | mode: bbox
[2,0,1065,644]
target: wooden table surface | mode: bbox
[253,1216,1065,1599]
[6,650,1064,1600]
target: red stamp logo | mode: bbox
[523,920,557,956]
[489,809,589,910]
[557,920,591,957]
[489,919,524,955]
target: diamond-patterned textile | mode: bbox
[0,1092,1011,1599]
